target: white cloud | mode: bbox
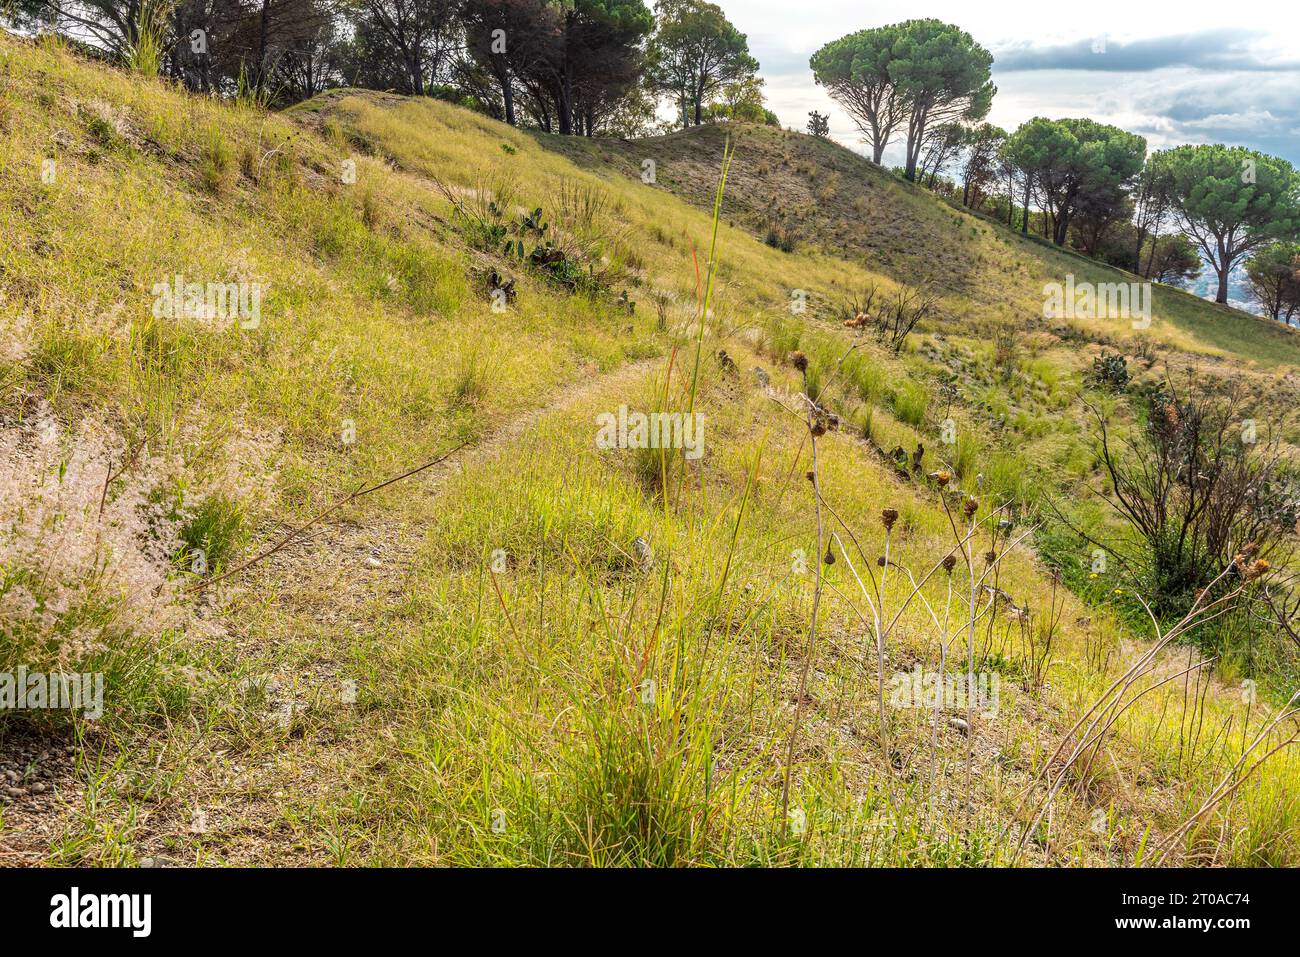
[1180,110,1280,131]
[731,3,1300,164]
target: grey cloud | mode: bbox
[994,30,1299,73]
[756,32,1300,167]
[1134,73,1300,163]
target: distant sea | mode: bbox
[1186,261,1261,317]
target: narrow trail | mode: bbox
[260,353,667,596]
[426,354,667,487]
[6,353,671,865]
[223,352,671,862]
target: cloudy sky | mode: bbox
[726,0,1300,167]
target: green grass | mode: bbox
[2,34,1298,868]
[892,380,930,427]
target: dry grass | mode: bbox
[1,34,1298,867]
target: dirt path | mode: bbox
[261,353,666,593]
[3,353,668,866]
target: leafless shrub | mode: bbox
[840,283,881,330]
[841,281,939,354]
[1087,377,1298,621]
[1252,571,1300,654]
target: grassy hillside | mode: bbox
[546,120,1300,368]
[2,34,1298,866]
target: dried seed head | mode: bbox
[1241,542,1260,558]
[811,417,827,437]
[805,469,816,483]
[823,545,836,565]
[790,351,808,373]
[942,554,957,574]
[984,550,997,564]
[962,497,979,517]
[881,507,899,531]
[876,556,886,568]
[1246,559,1271,581]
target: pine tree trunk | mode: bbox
[257,0,269,89]
[501,70,515,126]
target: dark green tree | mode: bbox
[957,122,1005,208]
[462,0,559,127]
[1003,117,1145,246]
[809,25,907,164]
[496,0,651,135]
[889,19,994,182]
[1145,234,1202,286]
[1163,144,1300,303]
[649,0,757,128]
[10,0,142,59]
[1002,117,1055,236]
[340,0,459,97]
[557,0,654,136]
[1131,151,1175,276]
[1245,242,1300,323]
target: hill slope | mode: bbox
[545,120,1300,368]
[2,35,1298,866]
